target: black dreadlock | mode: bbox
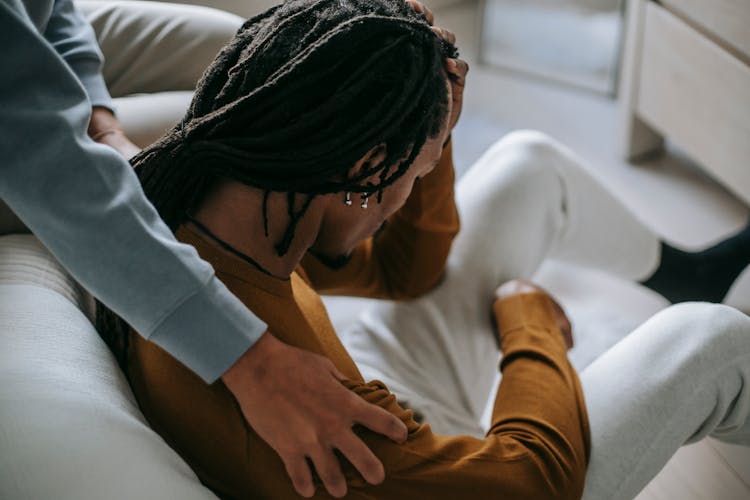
[96,0,457,366]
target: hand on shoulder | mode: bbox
[221,331,408,498]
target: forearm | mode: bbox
[302,140,460,299]
[489,293,590,492]
[370,138,460,297]
[88,106,140,159]
[0,3,265,382]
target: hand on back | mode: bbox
[221,331,408,498]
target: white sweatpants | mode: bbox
[341,131,750,500]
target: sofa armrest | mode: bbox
[0,235,218,500]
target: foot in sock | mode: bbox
[641,220,750,303]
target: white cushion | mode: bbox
[114,90,193,148]
[0,235,216,500]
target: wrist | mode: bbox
[90,128,125,143]
[221,330,278,387]
[88,107,142,160]
[88,106,122,140]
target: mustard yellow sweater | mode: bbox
[126,142,590,499]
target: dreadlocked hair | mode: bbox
[96,0,457,366]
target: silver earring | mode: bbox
[360,195,368,209]
[344,192,352,206]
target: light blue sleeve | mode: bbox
[0,0,266,383]
[44,0,112,109]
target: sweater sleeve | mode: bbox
[0,2,266,383]
[223,291,590,498]
[43,0,113,110]
[253,292,590,498]
[330,292,590,500]
[300,140,460,300]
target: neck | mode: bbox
[192,180,324,279]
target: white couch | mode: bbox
[0,235,217,499]
[1,1,748,498]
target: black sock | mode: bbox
[641,220,750,303]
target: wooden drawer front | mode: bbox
[661,0,750,60]
[637,2,750,204]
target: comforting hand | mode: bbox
[88,106,141,160]
[495,279,574,349]
[221,331,408,498]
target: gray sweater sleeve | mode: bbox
[44,0,113,110]
[0,1,266,382]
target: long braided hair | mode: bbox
[97,0,457,365]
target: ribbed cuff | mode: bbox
[146,276,267,383]
[72,59,116,112]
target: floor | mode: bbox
[437,0,749,249]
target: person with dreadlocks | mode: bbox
[99,0,750,498]
[1,0,409,493]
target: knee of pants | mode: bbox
[472,130,569,194]
[648,302,750,367]
[453,131,569,279]
[486,130,568,165]
[461,130,561,194]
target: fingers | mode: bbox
[326,359,407,444]
[446,58,469,86]
[283,455,316,498]
[230,341,404,498]
[309,449,348,498]
[430,26,468,86]
[326,359,347,382]
[431,26,455,46]
[334,433,386,485]
[406,0,434,25]
[352,397,408,444]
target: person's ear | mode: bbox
[348,144,387,181]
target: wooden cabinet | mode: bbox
[619,0,750,204]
